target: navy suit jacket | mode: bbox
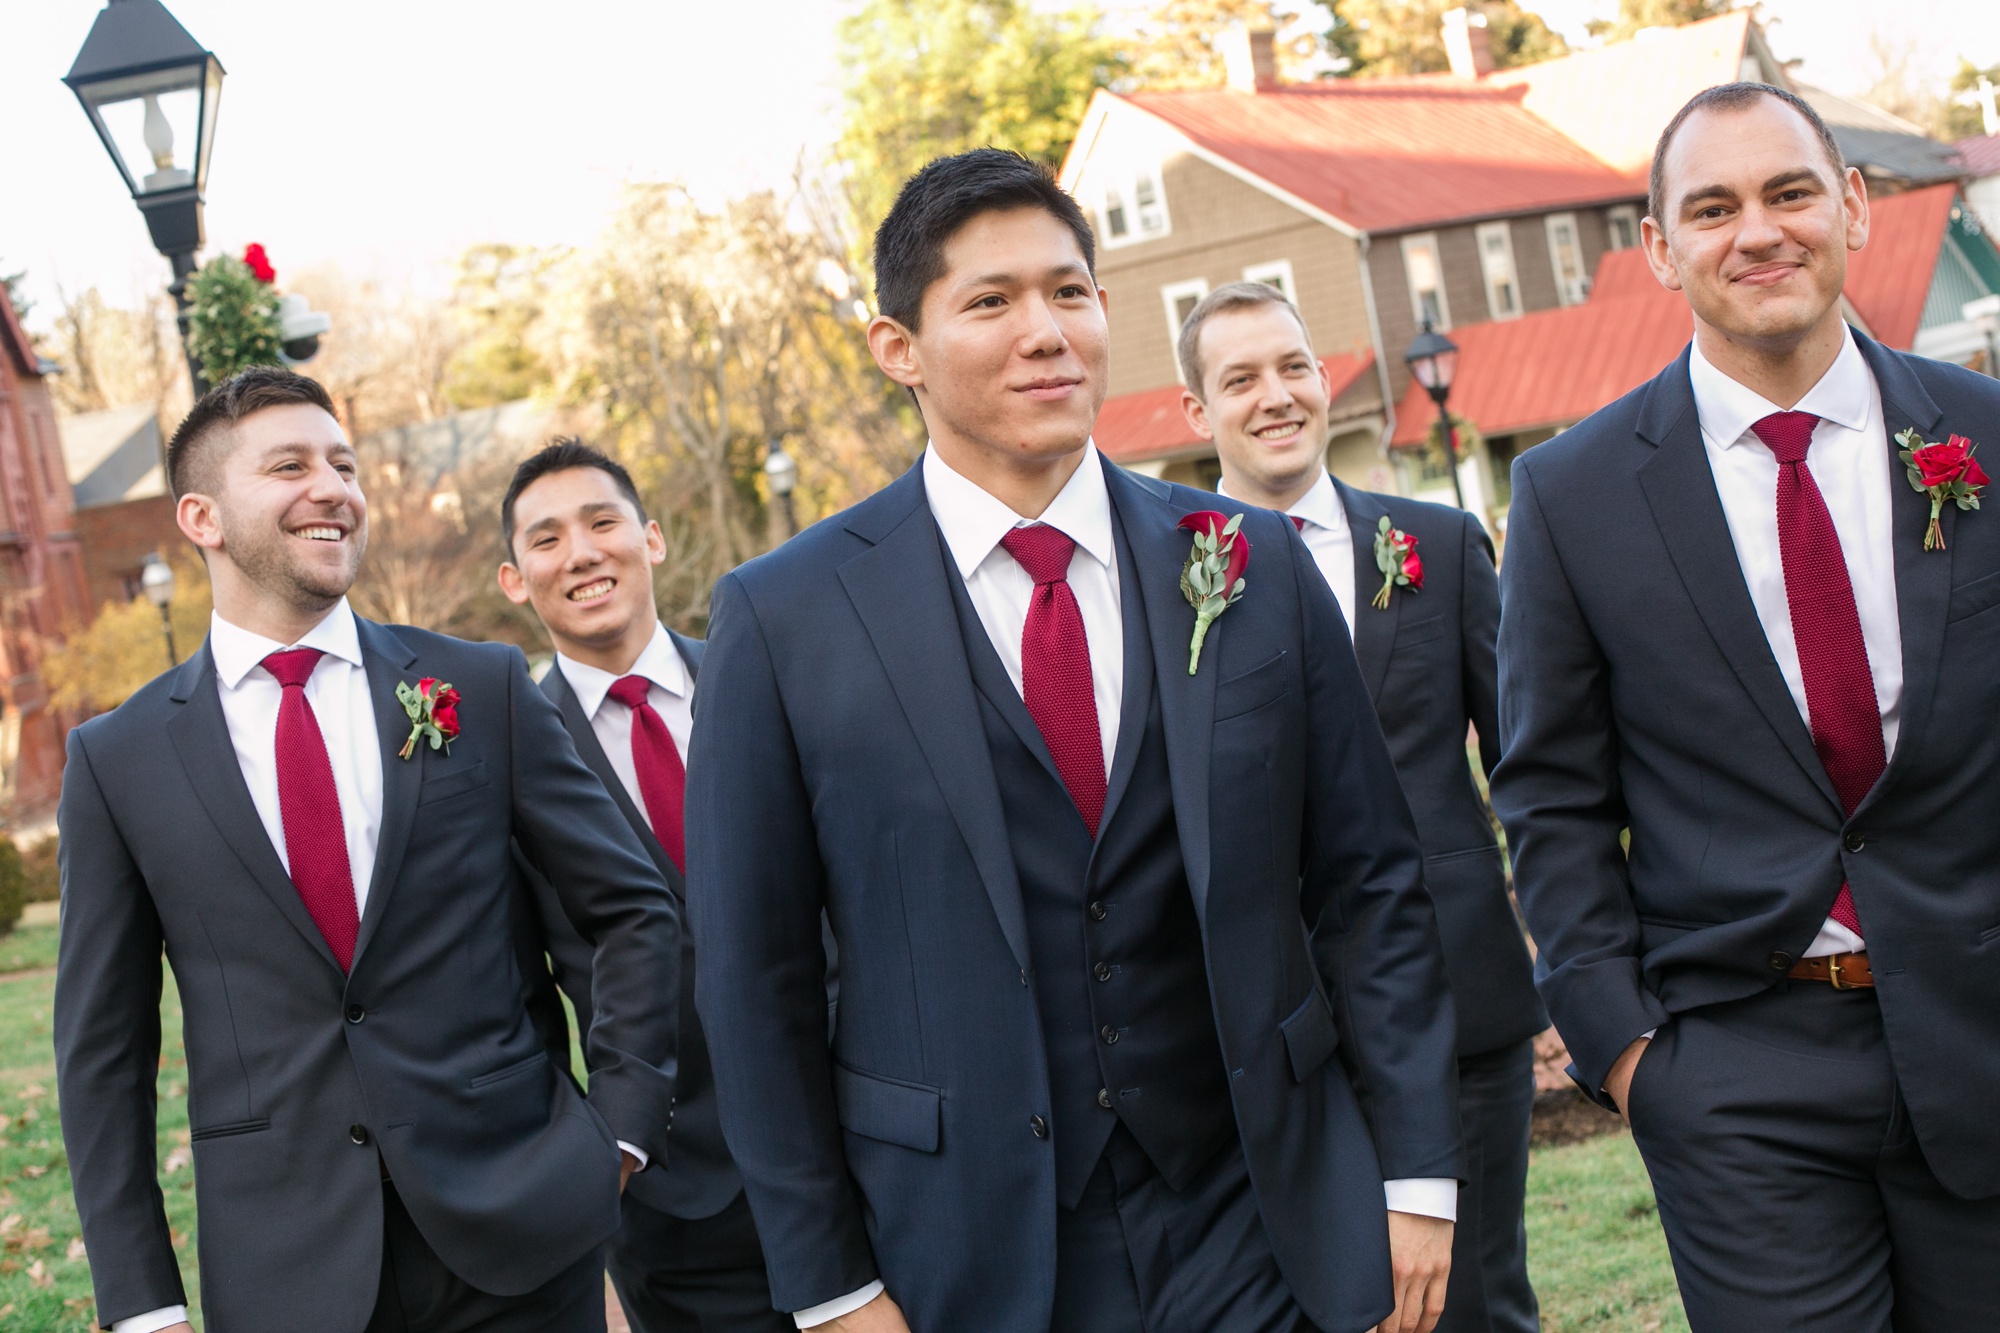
[1333,481,1545,1056]
[1492,333,2000,1199]
[687,456,1460,1333]
[55,621,681,1332]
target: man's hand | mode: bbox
[1604,1036,1651,1126]
[817,1292,911,1332]
[159,1326,195,1333]
[620,1149,640,1194]
[1375,1211,1452,1333]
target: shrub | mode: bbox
[20,837,58,904]
[0,841,26,937]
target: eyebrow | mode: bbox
[956,262,1093,291]
[1678,167,1827,214]
[520,501,626,537]
[1216,347,1313,379]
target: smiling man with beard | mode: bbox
[54,367,682,1333]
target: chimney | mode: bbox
[1223,25,1278,94]
[1442,7,1494,79]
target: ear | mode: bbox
[177,492,225,554]
[1842,166,1870,253]
[867,314,924,390]
[643,519,668,568]
[1180,387,1215,442]
[496,561,530,606]
[1640,214,1685,294]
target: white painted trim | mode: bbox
[1400,233,1451,330]
[1241,259,1297,300]
[1605,204,1640,252]
[1110,98,1367,239]
[1474,221,1523,321]
[1160,278,1211,381]
[1544,212,1587,306]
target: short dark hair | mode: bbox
[872,148,1096,331]
[501,437,647,553]
[1177,281,1316,398]
[1648,82,1846,226]
[166,365,338,499]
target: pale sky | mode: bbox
[7,0,1999,330]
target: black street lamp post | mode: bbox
[140,554,177,666]
[764,440,799,545]
[64,0,225,396]
[1404,320,1465,511]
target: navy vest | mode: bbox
[943,513,1233,1209]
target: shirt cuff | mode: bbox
[112,1308,189,1333]
[1384,1177,1458,1222]
[617,1140,649,1172]
[794,1280,886,1327]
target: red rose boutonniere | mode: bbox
[1896,427,1986,551]
[396,677,461,760]
[1371,515,1423,609]
[1178,510,1249,675]
[242,242,276,284]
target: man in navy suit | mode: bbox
[1182,281,1546,1333]
[687,149,1462,1333]
[496,439,791,1333]
[1493,84,2000,1330]
[55,369,680,1333]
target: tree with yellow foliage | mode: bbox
[43,550,212,716]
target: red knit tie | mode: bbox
[1291,515,1307,532]
[263,649,361,971]
[1000,525,1106,837]
[608,675,686,872]
[1754,411,1879,938]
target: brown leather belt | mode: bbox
[1788,952,1874,989]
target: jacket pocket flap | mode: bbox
[834,1064,940,1152]
[1393,614,1447,650]
[1947,569,2000,624]
[417,761,489,806]
[1214,652,1288,722]
[1279,990,1341,1083]
[190,1117,270,1142]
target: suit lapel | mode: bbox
[839,471,1031,972]
[1335,480,1399,700]
[351,620,422,967]
[1105,462,1216,917]
[1858,335,1950,808]
[167,643,344,974]
[544,660,683,892]
[1095,501,1155,841]
[1634,351,1842,812]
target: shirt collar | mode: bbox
[922,441,1114,581]
[1689,323,1871,451]
[1218,468,1347,537]
[557,621,688,721]
[210,598,364,690]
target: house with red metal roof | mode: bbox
[1061,10,1996,515]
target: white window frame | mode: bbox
[1161,278,1211,380]
[1474,222,1522,321]
[1098,162,1172,249]
[1241,259,1297,302]
[1545,212,1589,305]
[1400,233,1451,330]
[1605,205,1640,252]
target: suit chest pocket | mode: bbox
[417,760,489,806]
[1214,652,1289,723]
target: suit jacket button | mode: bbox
[1030,1115,1048,1139]
[1093,962,1112,982]
[1100,1025,1119,1045]
[349,1124,370,1146]
[1097,1088,1112,1109]
[1088,901,1108,921]
[1844,831,1865,853]
[345,1004,365,1024]
[1769,951,1793,971]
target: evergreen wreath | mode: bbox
[185,245,283,384]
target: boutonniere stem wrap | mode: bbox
[1897,427,1986,551]
[1178,511,1250,676]
[1371,516,1423,609]
[396,677,461,760]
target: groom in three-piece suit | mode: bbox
[1493,85,2000,1330]
[55,369,681,1333]
[1183,282,1547,1333]
[688,150,1462,1333]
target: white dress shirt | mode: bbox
[555,621,695,837]
[1689,327,1901,957]
[1220,469,1359,632]
[118,602,383,1333]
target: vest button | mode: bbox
[1100,1025,1119,1045]
[345,1004,365,1024]
[1098,1088,1112,1109]
[1030,1115,1048,1139]
[349,1124,370,1146]
[1844,831,1865,853]
[1768,951,1793,971]
[1088,901,1108,921]
[1093,962,1112,982]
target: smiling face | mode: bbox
[1645,95,1867,353]
[179,402,367,624]
[1182,302,1331,509]
[868,206,1108,499]
[497,465,665,670]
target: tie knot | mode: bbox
[1290,515,1308,532]
[1751,411,1820,465]
[262,647,325,689]
[608,675,653,710]
[999,524,1077,585]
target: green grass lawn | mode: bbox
[0,918,1684,1331]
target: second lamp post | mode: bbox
[1404,320,1465,511]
